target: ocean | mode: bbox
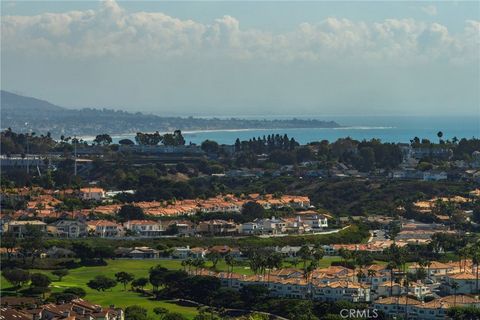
[101,115,480,145]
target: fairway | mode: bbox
[1,257,348,318]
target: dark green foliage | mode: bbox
[2,268,30,289]
[63,287,86,298]
[241,201,265,221]
[447,305,480,319]
[201,140,219,154]
[115,272,135,291]
[117,205,145,222]
[52,269,69,281]
[125,305,148,320]
[87,275,117,291]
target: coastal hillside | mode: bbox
[0,91,340,138]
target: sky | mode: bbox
[1,0,479,116]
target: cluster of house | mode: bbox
[0,297,123,320]
[390,146,480,182]
[1,209,329,239]
[411,194,475,223]
[191,258,480,320]
[1,187,312,219]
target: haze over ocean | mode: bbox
[104,115,479,145]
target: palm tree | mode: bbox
[265,252,283,289]
[425,260,432,282]
[225,254,236,288]
[404,278,410,320]
[303,260,318,300]
[470,246,480,294]
[437,131,443,143]
[386,261,397,297]
[298,245,312,270]
[357,270,366,283]
[192,258,205,275]
[458,247,469,272]
[451,281,459,306]
[367,269,377,296]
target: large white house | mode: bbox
[298,214,328,230]
[124,220,164,237]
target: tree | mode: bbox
[201,140,219,154]
[63,287,86,298]
[242,201,265,221]
[30,273,52,298]
[205,251,221,269]
[125,305,148,320]
[135,131,162,146]
[153,307,169,319]
[131,277,148,291]
[87,275,117,291]
[437,131,443,139]
[52,269,69,281]
[149,265,169,294]
[470,245,480,294]
[225,254,237,287]
[451,281,459,306]
[163,313,187,320]
[240,284,269,306]
[18,224,45,266]
[1,231,17,261]
[115,272,135,291]
[30,273,51,288]
[93,134,112,146]
[163,130,186,146]
[2,269,30,291]
[119,138,135,146]
[357,147,375,172]
[299,245,313,269]
[117,205,145,222]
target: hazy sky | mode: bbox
[1,0,479,116]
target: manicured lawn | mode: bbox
[2,259,200,319]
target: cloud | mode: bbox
[421,5,437,16]
[1,0,478,65]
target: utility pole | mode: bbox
[25,122,30,174]
[74,135,77,176]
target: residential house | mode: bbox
[423,171,448,181]
[171,246,193,259]
[298,214,328,230]
[256,217,287,234]
[50,220,87,238]
[373,296,422,319]
[45,246,75,259]
[443,272,477,294]
[408,261,454,281]
[115,247,160,259]
[240,222,260,235]
[3,220,47,238]
[0,308,31,320]
[40,298,124,320]
[79,187,105,201]
[86,220,122,238]
[196,219,238,236]
[124,220,164,237]
[410,295,480,320]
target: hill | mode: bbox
[0,91,340,137]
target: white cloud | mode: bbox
[1,0,477,65]
[421,5,437,16]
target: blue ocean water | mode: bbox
[107,115,479,145]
